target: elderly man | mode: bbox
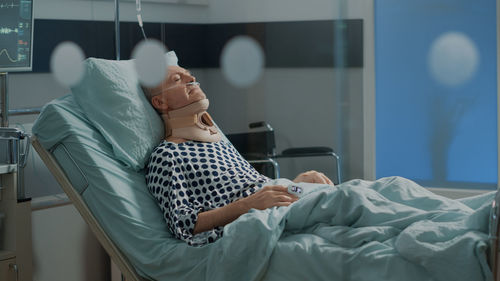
[143,64,333,246]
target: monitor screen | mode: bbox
[0,0,34,72]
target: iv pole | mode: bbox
[0,73,9,127]
[115,5,127,281]
[115,0,120,60]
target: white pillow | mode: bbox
[71,52,178,171]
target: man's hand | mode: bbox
[194,185,298,234]
[239,185,298,210]
[293,170,334,185]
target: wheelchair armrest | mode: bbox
[275,146,342,184]
[249,121,274,131]
[281,146,334,155]
[275,146,339,160]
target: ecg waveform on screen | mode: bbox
[0,49,20,62]
[0,2,18,9]
[0,27,19,34]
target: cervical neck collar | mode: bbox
[162,99,221,142]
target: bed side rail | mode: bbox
[490,191,500,281]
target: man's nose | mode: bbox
[183,74,195,82]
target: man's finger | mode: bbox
[265,185,288,192]
[319,174,333,185]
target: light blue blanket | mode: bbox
[206,176,493,281]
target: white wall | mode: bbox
[33,0,370,24]
[31,203,109,281]
[206,0,370,23]
[34,0,209,22]
[8,74,68,125]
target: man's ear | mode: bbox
[151,95,169,113]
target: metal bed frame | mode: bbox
[489,191,500,280]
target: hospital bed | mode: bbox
[31,56,500,281]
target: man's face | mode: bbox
[151,66,206,112]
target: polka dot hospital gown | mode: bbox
[145,140,270,246]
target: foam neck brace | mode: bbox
[162,99,221,142]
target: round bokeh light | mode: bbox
[50,41,85,87]
[220,36,265,88]
[132,39,167,88]
[428,32,479,87]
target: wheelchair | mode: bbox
[226,122,342,185]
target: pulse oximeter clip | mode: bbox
[288,184,304,198]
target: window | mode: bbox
[375,0,497,189]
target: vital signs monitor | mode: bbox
[0,0,34,72]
